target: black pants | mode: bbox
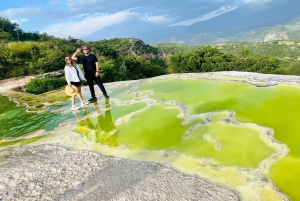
[86,75,108,98]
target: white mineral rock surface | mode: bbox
[0,144,239,201]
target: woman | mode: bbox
[64,56,89,111]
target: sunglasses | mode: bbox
[66,58,71,60]
[83,48,89,50]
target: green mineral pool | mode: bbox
[1,76,299,201]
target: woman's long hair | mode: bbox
[65,56,76,67]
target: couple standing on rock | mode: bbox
[64,45,109,111]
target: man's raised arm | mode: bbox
[71,48,81,60]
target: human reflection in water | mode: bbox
[95,99,119,147]
[77,100,118,147]
[71,106,87,117]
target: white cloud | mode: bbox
[141,13,173,24]
[243,0,272,3]
[41,10,136,38]
[66,0,103,5]
[169,5,237,26]
[0,7,42,27]
[11,18,28,25]
[0,7,42,18]
[65,0,104,11]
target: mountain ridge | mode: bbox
[133,0,300,45]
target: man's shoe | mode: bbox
[88,97,97,102]
[104,95,110,99]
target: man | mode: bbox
[72,45,109,102]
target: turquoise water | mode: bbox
[0,95,78,139]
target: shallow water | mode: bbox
[0,95,70,139]
[1,77,299,200]
[136,79,300,200]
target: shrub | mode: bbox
[26,77,66,94]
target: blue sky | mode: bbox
[0,0,272,41]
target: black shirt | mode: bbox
[77,54,98,76]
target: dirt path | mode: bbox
[0,70,64,93]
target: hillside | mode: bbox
[0,38,167,81]
[153,40,300,60]
[152,41,300,75]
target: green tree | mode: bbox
[0,17,18,33]
[123,54,145,79]
[0,28,13,43]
